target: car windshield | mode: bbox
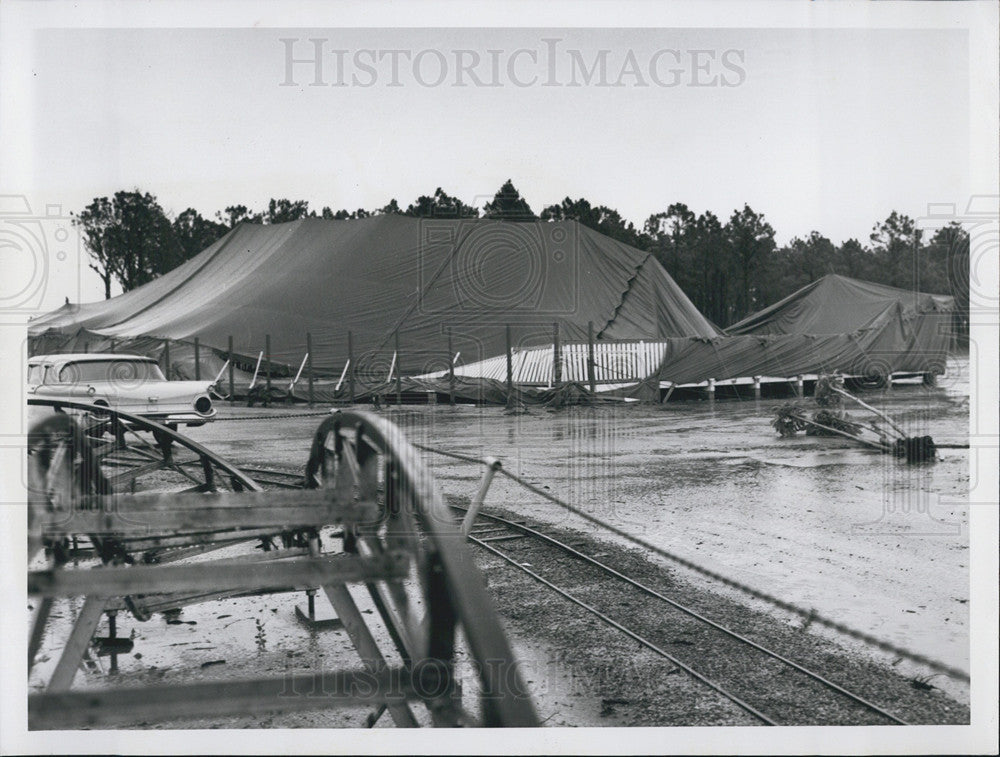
[27,364,49,384]
[56,359,166,384]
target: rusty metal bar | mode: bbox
[461,458,502,537]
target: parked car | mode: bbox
[27,353,217,428]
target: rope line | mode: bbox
[213,410,336,422]
[413,442,971,683]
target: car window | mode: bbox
[57,359,166,384]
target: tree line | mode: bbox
[74,180,969,329]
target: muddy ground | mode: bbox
[29,357,971,727]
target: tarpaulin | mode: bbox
[726,274,956,336]
[28,217,719,376]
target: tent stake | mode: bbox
[306,332,314,406]
[587,321,596,395]
[335,359,350,392]
[288,352,309,395]
[211,359,230,387]
[264,334,272,406]
[227,336,235,405]
[347,331,356,403]
[447,328,455,406]
[505,325,514,407]
[552,322,562,387]
[248,350,264,390]
[394,331,402,405]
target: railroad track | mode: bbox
[236,464,913,727]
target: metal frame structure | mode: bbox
[26,399,537,728]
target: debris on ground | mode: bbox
[772,374,964,463]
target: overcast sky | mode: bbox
[1,2,996,309]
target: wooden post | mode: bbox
[394,331,402,405]
[587,321,596,394]
[795,374,804,398]
[46,596,106,692]
[447,327,455,406]
[227,335,235,405]
[306,332,314,407]
[347,331,356,403]
[552,322,562,387]
[753,376,761,400]
[707,377,716,400]
[193,337,201,380]
[265,334,272,405]
[163,340,171,380]
[505,324,514,404]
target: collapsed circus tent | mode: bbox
[421,273,960,399]
[725,274,957,338]
[29,220,957,403]
[650,274,957,388]
[28,216,718,398]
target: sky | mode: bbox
[0,2,995,310]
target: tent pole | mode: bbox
[347,331,356,404]
[587,321,596,395]
[194,337,201,381]
[265,334,272,407]
[227,335,235,405]
[505,325,514,407]
[164,340,170,381]
[553,322,562,388]
[306,332,314,407]
[447,327,455,406]
[394,331,402,406]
